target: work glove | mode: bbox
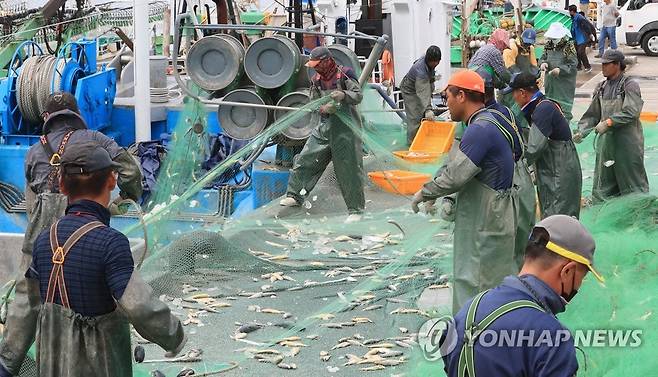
[572,131,584,144]
[109,196,132,216]
[424,199,437,216]
[411,190,425,213]
[439,196,456,222]
[165,334,188,358]
[424,109,435,121]
[595,121,609,135]
[549,67,560,76]
[540,63,548,71]
[330,90,345,102]
[319,103,337,115]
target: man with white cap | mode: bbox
[540,22,578,122]
[443,214,603,377]
[280,46,365,222]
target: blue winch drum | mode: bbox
[186,35,245,91]
[244,35,301,89]
[217,88,271,140]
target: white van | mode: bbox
[616,0,658,56]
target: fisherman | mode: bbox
[539,22,578,122]
[503,28,539,75]
[468,28,511,90]
[0,142,185,377]
[504,72,582,218]
[477,68,536,269]
[411,70,517,313]
[443,215,603,377]
[279,46,364,223]
[573,49,649,202]
[23,92,142,257]
[400,45,442,144]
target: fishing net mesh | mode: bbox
[6,87,656,376]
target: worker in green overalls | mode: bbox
[574,49,649,202]
[540,22,578,122]
[280,46,364,223]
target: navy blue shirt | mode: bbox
[27,200,134,317]
[486,100,523,161]
[522,93,572,141]
[444,275,578,377]
[459,109,515,190]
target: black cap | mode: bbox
[60,141,121,174]
[601,49,625,64]
[305,46,333,68]
[44,92,79,115]
[500,71,539,94]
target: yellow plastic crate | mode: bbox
[368,170,431,195]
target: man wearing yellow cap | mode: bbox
[411,70,518,313]
[443,215,603,377]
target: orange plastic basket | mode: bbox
[393,121,456,163]
[409,120,456,153]
[367,170,431,195]
[640,112,658,123]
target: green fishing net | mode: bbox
[4,82,657,377]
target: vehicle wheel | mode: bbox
[642,31,658,56]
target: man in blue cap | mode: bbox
[504,72,582,219]
[443,214,603,377]
[503,28,538,75]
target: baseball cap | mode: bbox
[305,46,333,68]
[521,28,537,44]
[60,141,121,174]
[534,215,604,283]
[445,70,485,94]
[500,71,539,95]
[601,49,625,64]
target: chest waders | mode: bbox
[23,130,77,257]
[451,111,518,313]
[457,290,545,377]
[37,219,133,377]
[486,108,536,269]
[591,76,649,202]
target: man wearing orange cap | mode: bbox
[280,46,364,223]
[411,70,518,313]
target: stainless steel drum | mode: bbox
[307,44,361,81]
[274,89,319,142]
[217,88,271,140]
[244,35,301,89]
[186,35,245,91]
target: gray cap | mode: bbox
[601,49,625,64]
[60,141,120,174]
[534,215,604,283]
[305,46,333,68]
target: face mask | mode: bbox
[560,268,578,303]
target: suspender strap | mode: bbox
[477,115,515,152]
[487,107,525,158]
[46,220,105,308]
[457,290,545,377]
[43,130,76,192]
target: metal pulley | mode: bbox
[244,35,301,89]
[217,88,271,140]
